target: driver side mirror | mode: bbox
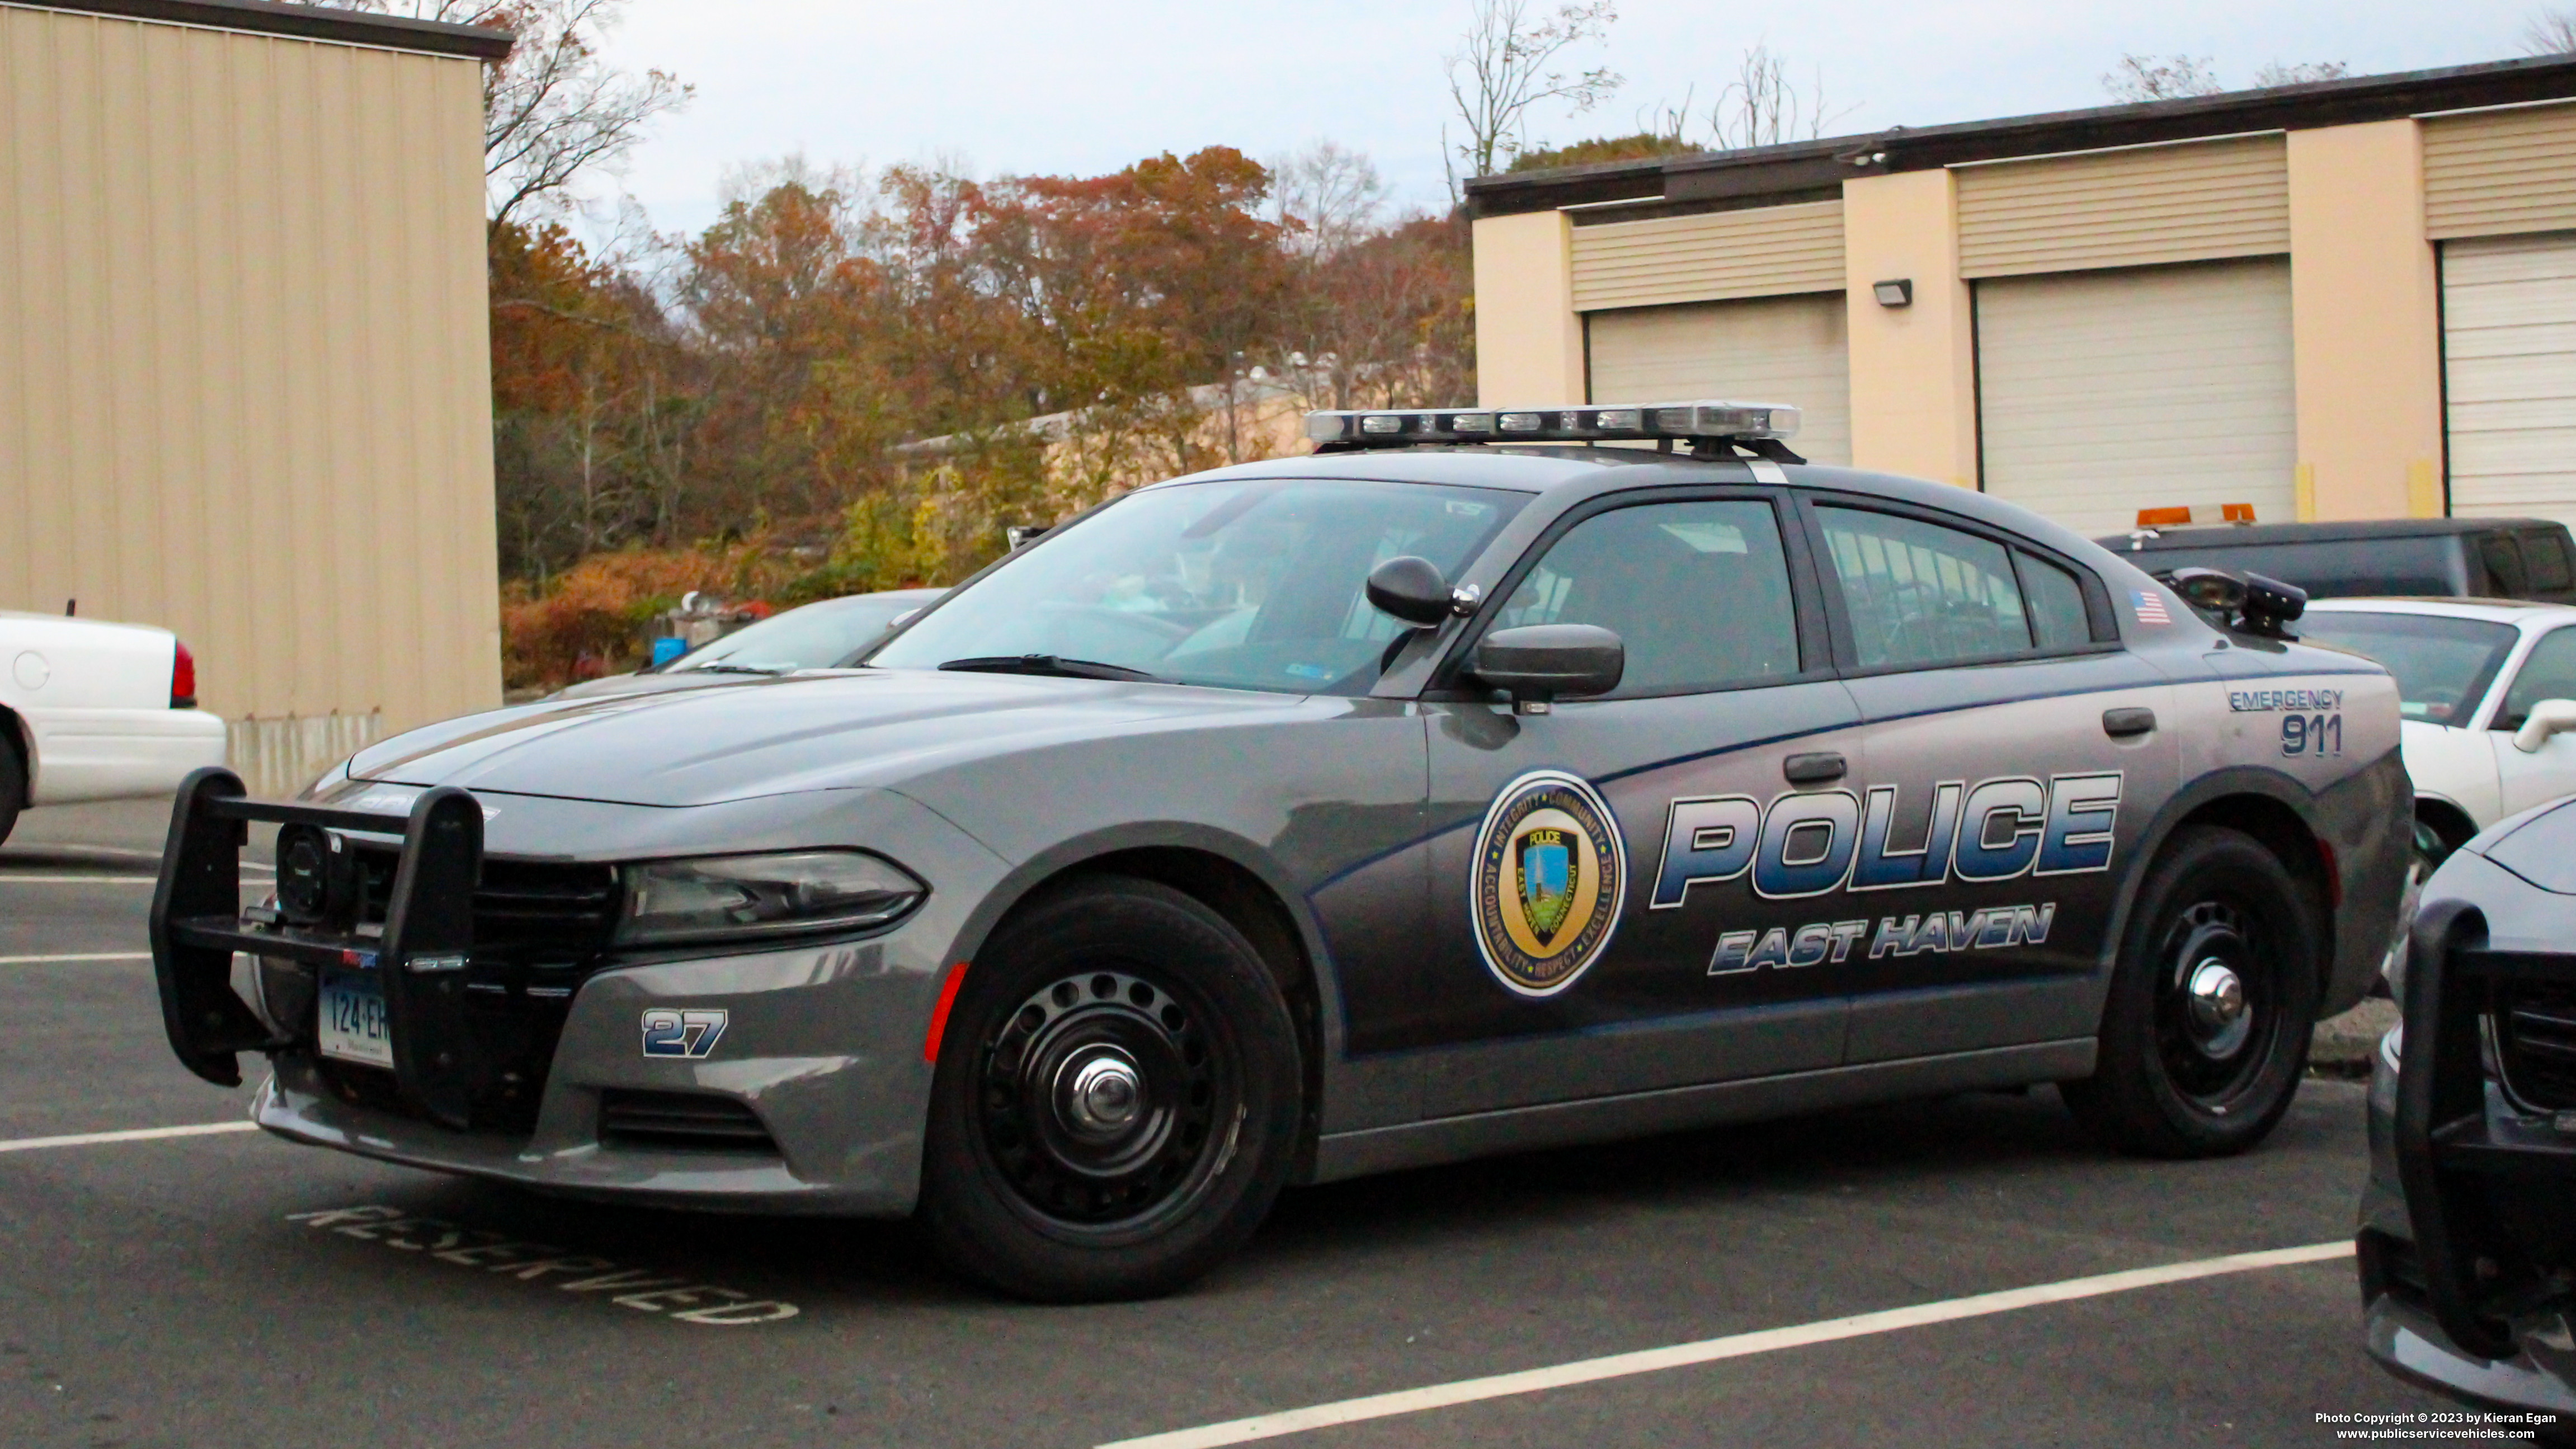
[2516,698,2576,754]
[1471,624,1624,715]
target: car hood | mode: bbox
[2481,796,2576,895]
[347,669,1304,807]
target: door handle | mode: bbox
[1782,751,1847,784]
[2103,707,2158,738]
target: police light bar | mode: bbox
[1303,401,1801,448]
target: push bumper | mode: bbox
[151,768,955,1216]
[2358,900,2576,1427]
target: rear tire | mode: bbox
[0,733,23,848]
[2064,826,2321,1158]
[920,876,1302,1302]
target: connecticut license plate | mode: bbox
[318,967,393,1067]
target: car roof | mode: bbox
[2098,517,2570,549]
[1156,448,2116,562]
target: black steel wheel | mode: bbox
[921,876,1301,1301]
[2064,826,2322,1158]
[977,966,1227,1234]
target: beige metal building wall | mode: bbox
[1570,200,1844,310]
[2425,102,2576,240]
[1956,135,2290,279]
[0,1,503,794]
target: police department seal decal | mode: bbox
[1470,770,1626,996]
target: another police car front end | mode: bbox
[152,399,2413,1302]
[2360,798,2576,1426]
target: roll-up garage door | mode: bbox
[1585,294,1853,465]
[2445,232,2576,529]
[1975,258,2296,538]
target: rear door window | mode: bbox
[1814,507,2038,669]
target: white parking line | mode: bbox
[0,874,269,885]
[0,1121,258,1155]
[0,874,159,885]
[0,951,151,965]
[1098,1240,2356,1449]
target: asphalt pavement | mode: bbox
[1,798,2464,1448]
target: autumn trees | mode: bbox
[478,145,1474,680]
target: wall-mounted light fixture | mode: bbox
[1873,278,1914,308]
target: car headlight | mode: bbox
[615,850,926,945]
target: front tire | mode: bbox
[2064,826,2321,1158]
[920,876,1302,1301]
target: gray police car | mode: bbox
[149,401,2412,1301]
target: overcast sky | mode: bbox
[589,0,2550,239]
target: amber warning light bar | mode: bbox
[1304,401,1802,453]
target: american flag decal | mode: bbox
[2132,590,2172,625]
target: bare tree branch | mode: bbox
[2527,8,2576,53]
[2252,59,2349,87]
[2102,53,2224,102]
[1444,0,1622,186]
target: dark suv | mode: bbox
[2096,519,2576,604]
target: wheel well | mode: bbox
[2415,798,2479,853]
[1034,847,1326,1171]
[2168,794,2334,985]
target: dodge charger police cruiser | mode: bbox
[149,402,2413,1301]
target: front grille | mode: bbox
[310,849,622,1135]
[599,1089,778,1154]
[351,849,620,962]
[2495,981,2576,1111]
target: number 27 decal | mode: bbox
[2281,713,2342,757]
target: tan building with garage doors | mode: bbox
[1,0,509,794]
[1468,57,2576,543]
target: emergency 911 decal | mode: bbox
[2228,684,2347,759]
[1470,770,1628,998]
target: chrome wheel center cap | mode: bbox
[1060,1051,1144,1136]
[2187,959,2252,1056]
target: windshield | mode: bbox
[2298,610,2519,724]
[668,595,932,673]
[870,477,1528,694]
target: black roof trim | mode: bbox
[1467,53,2576,219]
[7,0,513,59]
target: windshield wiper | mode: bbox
[938,654,1164,683]
[677,663,790,676]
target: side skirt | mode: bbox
[1307,1038,2097,1184]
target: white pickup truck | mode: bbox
[0,610,228,845]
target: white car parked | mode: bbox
[0,610,227,845]
[2301,598,2576,865]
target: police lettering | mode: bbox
[1651,772,2121,907]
